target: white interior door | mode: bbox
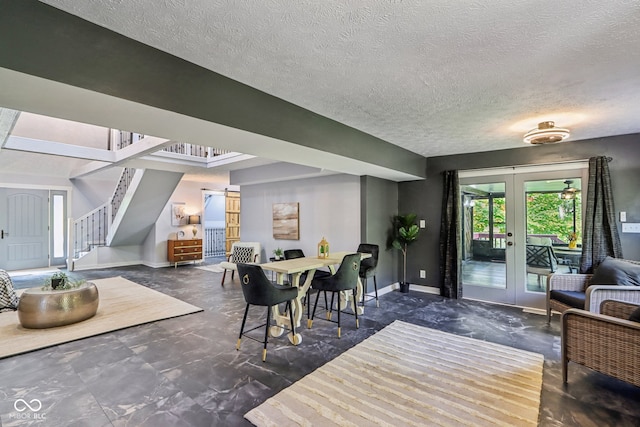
[0,188,50,270]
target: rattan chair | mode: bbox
[547,272,640,323]
[562,300,640,387]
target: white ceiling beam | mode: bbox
[0,108,20,149]
[4,136,116,162]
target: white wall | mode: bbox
[143,179,205,267]
[12,112,110,149]
[240,174,361,261]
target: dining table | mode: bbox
[260,251,370,345]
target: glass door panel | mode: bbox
[460,177,515,305]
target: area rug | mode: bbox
[0,276,203,359]
[196,264,225,273]
[245,320,543,426]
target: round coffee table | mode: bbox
[17,282,99,329]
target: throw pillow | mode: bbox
[0,269,19,312]
[629,307,640,322]
[590,257,640,286]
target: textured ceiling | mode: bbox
[40,0,640,157]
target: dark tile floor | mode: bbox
[2,262,640,426]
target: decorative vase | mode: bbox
[569,240,577,249]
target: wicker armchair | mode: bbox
[546,273,640,322]
[562,300,640,387]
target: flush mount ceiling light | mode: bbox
[523,121,570,144]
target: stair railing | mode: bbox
[73,204,109,258]
[109,167,136,221]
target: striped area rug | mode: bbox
[245,320,543,426]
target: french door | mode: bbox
[460,167,586,310]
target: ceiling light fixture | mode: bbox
[523,121,570,144]
[560,180,578,200]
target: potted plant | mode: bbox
[273,247,284,260]
[42,272,85,291]
[392,213,420,293]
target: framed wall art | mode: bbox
[171,202,187,226]
[273,202,299,240]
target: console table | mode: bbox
[168,239,203,268]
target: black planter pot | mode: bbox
[51,278,64,289]
[399,282,410,293]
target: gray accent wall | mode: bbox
[400,133,640,290]
[360,176,399,290]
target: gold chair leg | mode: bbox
[307,319,313,328]
[236,338,242,350]
[338,327,341,338]
[262,349,267,362]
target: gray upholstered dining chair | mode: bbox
[236,263,298,362]
[357,243,379,307]
[308,253,361,338]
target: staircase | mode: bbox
[72,167,183,267]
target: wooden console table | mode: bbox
[168,239,203,268]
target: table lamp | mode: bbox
[188,215,201,238]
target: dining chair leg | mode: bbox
[287,300,298,344]
[353,288,359,329]
[309,290,322,328]
[263,306,271,362]
[221,269,228,286]
[237,304,250,350]
[337,291,341,338]
[373,275,379,307]
[327,291,334,320]
[361,277,367,305]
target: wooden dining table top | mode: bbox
[260,251,369,275]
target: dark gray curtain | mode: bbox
[579,156,623,273]
[439,170,461,298]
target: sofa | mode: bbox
[547,257,640,322]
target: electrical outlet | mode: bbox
[419,270,426,279]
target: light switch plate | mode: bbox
[622,223,640,233]
[419,219,426,228]
[620,211,627,222]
